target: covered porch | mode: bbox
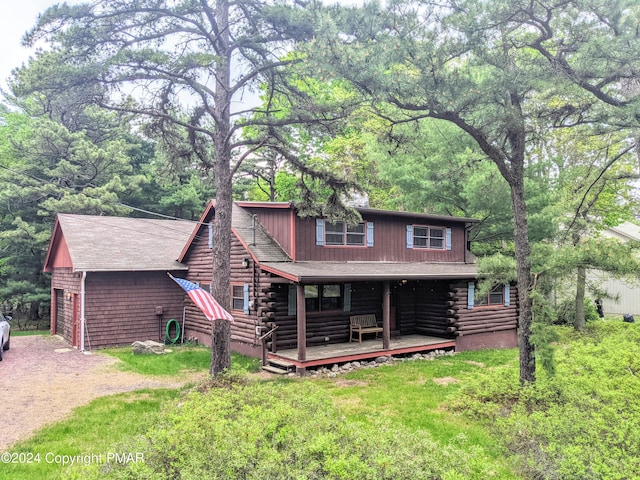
[266,334,456,372]
[258,261,478,372]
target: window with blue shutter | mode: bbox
[243,284,250,314]
[208,222,213,249]
[367,223,374,247]
[446,228,452,251]
[406,225,414,249]
[315,219,325,246]
[343,283,352,312]
[467,281,475,309]
[288,284,297,316]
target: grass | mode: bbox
[10,329,49,336]
[317,349,518,476]
[9,323,637,478]
[0,389,180,480]
[326,350,516,438]
[99,344,262,375]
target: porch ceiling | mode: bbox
[260,261,477,283]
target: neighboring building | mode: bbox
[590,222,640,316]
[44,214,195,349]
[179,202,518,372]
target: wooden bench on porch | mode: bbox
[349,314,383,343]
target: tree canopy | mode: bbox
[299,0,640,383]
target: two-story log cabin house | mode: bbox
[179,201,518,372]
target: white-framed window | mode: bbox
[325,221,366,246]
[231,283,250,314]
[407,225,451,250]
[467,282,511,309]
[316,219,374,247]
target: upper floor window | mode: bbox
[325,221,365,246]
[407,225,451,250]
[316,219,374,247]
[413,226,445,249]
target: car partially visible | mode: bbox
[0,313,10,361]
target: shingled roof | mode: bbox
[45,214,196,272]
[232,204,291,263]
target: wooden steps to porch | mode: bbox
[262,357,296,375]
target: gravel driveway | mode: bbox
[0,335,204,451]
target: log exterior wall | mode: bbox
[396,281,455,338]
[180,204,518,358]
[263,281,384,351]
[451,281,519,350]
[181,220,265,355]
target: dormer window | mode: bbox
[326,221,365,246]
[406,225,451,250]
[316,219,374,247]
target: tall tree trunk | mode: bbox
[511,177,536,384]
[575,266,586,330]
[210,0,233,375]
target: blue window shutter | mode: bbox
[504,284,511,307]
[208,222,213,249]
[446,228,452,251]
[367,222,374,247]
[406,225,413,249]
[243,283,250,314]
[316,219,324,246]
[467,282,475,309]
[343,283,352,312]
[288,284,297,316]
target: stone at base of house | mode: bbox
[455,330,518,351]
[132,340,165,355]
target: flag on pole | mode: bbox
[168,274,234,322]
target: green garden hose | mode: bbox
[165,318,181,344]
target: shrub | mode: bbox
[458,322,640,479]
[554,297,600,326]
[87,376,499,480]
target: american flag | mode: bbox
[169,274,234,323]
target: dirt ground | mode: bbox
[0,335,205,451]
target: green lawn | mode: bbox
[0,389,180,480]
[99,344,261,375]
[10,329,50,336]
[4,321,638,479]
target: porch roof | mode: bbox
[260,261,477,283]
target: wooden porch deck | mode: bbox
[267,334,456,370]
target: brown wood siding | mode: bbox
[295,214,467,262]
[50,268,82,344]
[244,207,293,257]
[82,271,185,348]
[182,221,261,347]
[450,281,518,337]
[48,234,73,269]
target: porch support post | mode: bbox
[382,281,391,350]
[296,283,306,361]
